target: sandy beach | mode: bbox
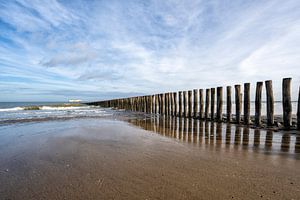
[0,114,300,199]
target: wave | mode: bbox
[0,104,91,112]
[0,107,24,112]
[0,114,113,125]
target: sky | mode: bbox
[0,0,300,102]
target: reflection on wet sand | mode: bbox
[128,116,300,159]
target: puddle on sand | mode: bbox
[128,116,300,160]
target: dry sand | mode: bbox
[0,116,299,199]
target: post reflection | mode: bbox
[281,133,290,152]
[225,123,231,147]
[216,123,222,148]
[127,116,300,158]
[242,128,249,147]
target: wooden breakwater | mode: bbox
[87,78,300,131]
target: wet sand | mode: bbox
[0,115,300,199]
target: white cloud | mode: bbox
[0,0,300,101]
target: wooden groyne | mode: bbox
[87,78,300,131]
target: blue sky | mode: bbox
[0,0,300,102]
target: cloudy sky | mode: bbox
[0,0,300,102]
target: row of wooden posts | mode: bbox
[89,78,299,130]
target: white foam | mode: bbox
[0,107,24,112]
[40,106,88,110]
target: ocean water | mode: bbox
[220,101,299,116]
[0,101,298,125]
[0,102,111,125]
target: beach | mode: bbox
[0,111,299,199]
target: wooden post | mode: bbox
[174,92,177,116]
[199,89,204,119]
[211,88,215,120]
[265,80,274,126]
[157,95,161,114]
[170,92,173,116]
[184,91,188,117]
[226,86,232,122]
[216,87,223,122]
[179,91,183,117]
[282,78,292,129]
[148,96,151,113]
[156,94,159,114]
[163,93,167,115]
[147,96,150,113]
[255,82,263,126]
[168,92,171,116]
[169,93,172,116]
[188,90,193,118]
[235,85,241,124]
[161,94,165,115]
[193,89,198,118]
[151,95,154,114]
[205,89,210,119]
[297,87,300,130]
[244,83,250,125]
[166,93,169,116]
[144,96,147,113]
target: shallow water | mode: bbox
[127,116,300,160]
[0,112,299,199]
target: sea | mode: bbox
[0,101,298,126]
[0,102,111,125]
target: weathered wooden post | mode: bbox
[255,82,263,126]
[169,92,172,116]
[174,92,177,116]
[137,97,140,112]
[158,95,160,114]
[184,91,188,117]
[159,95,162,114]
[144,96,147,113]
[151,95,154,114]
[168,92,171,116]
[144,96,147,112]
[148,96,151,113]
[265,80,274,126]
[157,95,160,114]
[167,93,170,116]
[145,96,148,113]
[226,86,232,122]
[205,89,210,119]
[235,85,241,124]
[169,93,172,116]
[211,88,215,120]
[164,93,167,115]
[193,89,198,118]
[216,87,223,122]
[166,93,169,116]
[148,95,151,113]
[244,83,250,125]
[199,89,204,119]
[138,96,141,112]
[162,93,166,115]
[298,87,300,130]
[282,78,292,129]
[155,94,158,114]
[132,97,135,111]
[146,96,149,113]
[140,96,143,112]
[188,90,193,118]
[179,91,183,117]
